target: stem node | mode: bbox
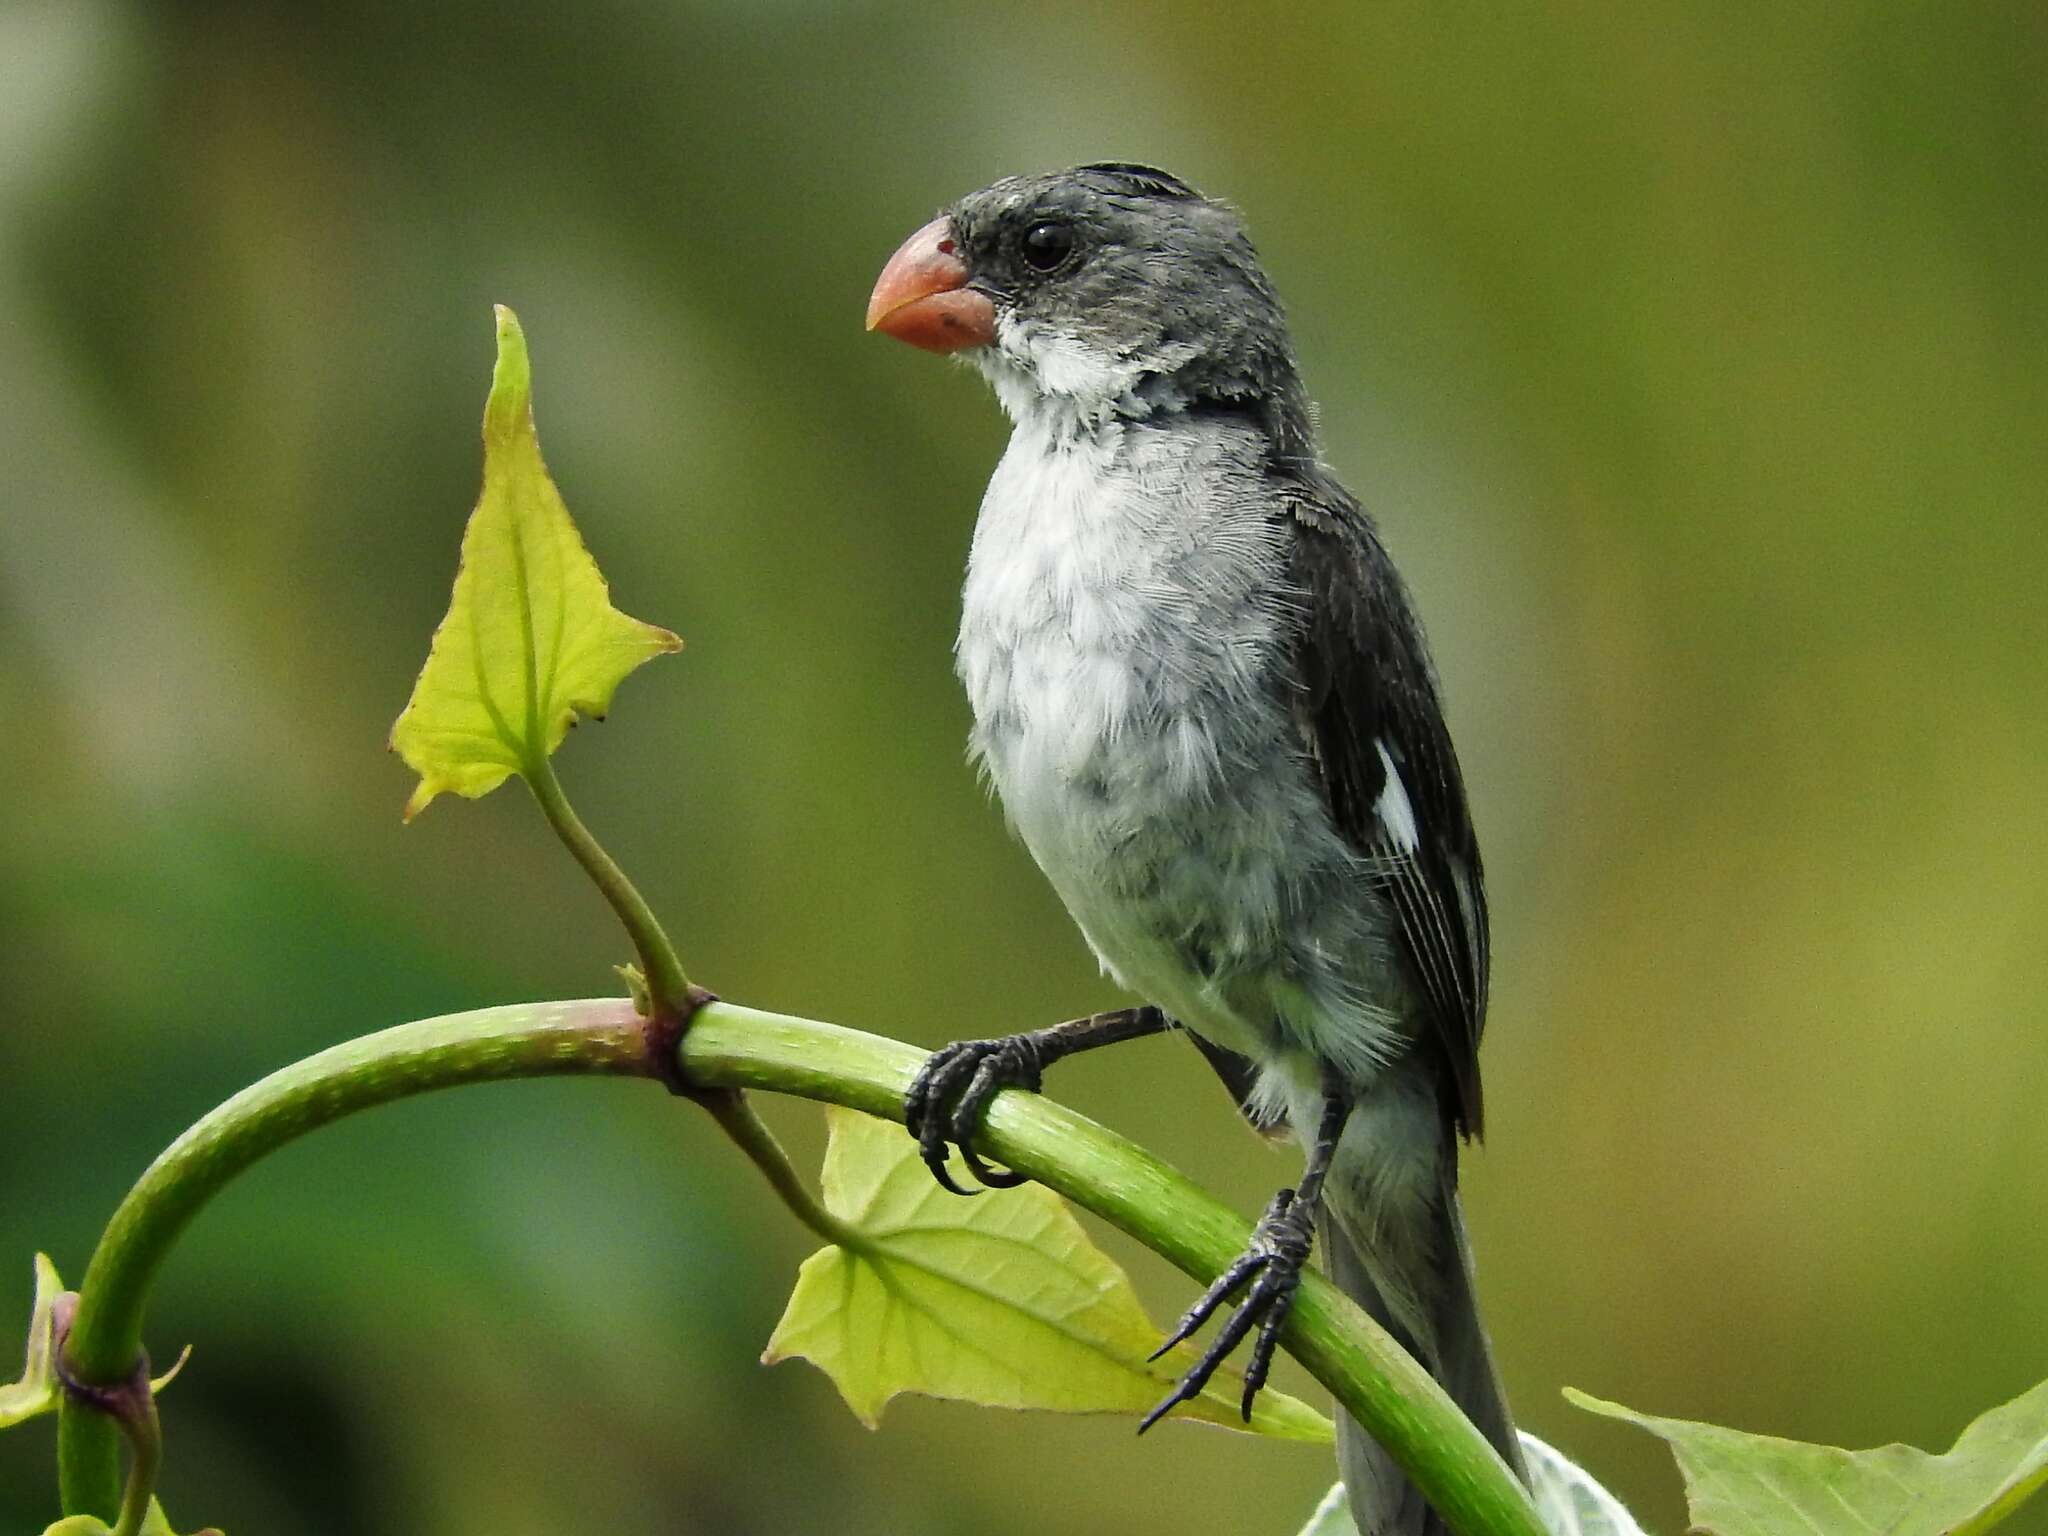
[644,983,724,1100]
[52,1297,152,1430]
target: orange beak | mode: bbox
[866,216,996,353]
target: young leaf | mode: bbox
[389,306,680,819]
[41,1501,218,1536]
[763,1106,1332,1441]
[2,1254,63,1430]
[1569,1379,2048,1536]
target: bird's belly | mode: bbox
[956,418,1404,1083]
[1000,728,1285,1059]
[966,617,1399,1078]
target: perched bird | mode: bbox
[868,164,1523,1534]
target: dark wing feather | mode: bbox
[1283,475,1490,1139]
[1181,1028,1290,1137]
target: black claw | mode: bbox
[1140,1187,1313,1432]
[958,1141,1028,1189]
[902,1035,1047,1195]
[1136,1392,1180,1435]
[952,1058,1008,1144]
[1149,1250,1259,1360]
[1240,1286,1294,1420]
[917,1096,978,1197]
[1140,1293,1265,1434]
[921,1137,977,1197]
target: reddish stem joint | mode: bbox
[644,983,721,1099]
[52,1293,155,1428]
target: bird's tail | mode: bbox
[1321,1180,1524,1536]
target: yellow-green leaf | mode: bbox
[42,1499,218,1536]
[763,1106,1332,1441]
[1569,1379,2048,1536]
[389,306,680,819]
[1,1254,63,1430]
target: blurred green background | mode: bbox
[3,0,2044,1531]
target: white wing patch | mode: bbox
[1373,739,1421,855]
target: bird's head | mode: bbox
[867,164,1308,442]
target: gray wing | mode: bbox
[1282,474,1490,1139]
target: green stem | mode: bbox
[678,1002,1547,1536]
[59,998,650,1519]
[55,995,1543,1536]
[702,1093,862,1249]
[108,1398,160,1536]
[522,751,692,1015]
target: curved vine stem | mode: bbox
[56,999,651,1515]
[54,996,1543,1536]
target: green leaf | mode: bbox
[1569,1379,2048,1536]
[763,1106,1332,1441]
[42,1500,220,1536]
[389,306,680,819]
[1,1254,189,1436]
[2,1254,63,1430]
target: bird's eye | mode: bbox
[1020,221,1077,272]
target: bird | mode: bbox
[866,163,1524,1535]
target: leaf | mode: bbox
[1569,1379,2048,1536]
[42,1501,219,1536]
[2,1254,64,1430]
[1289,1435,1643,1536]
[150,1345,192,1396]
[764,1106,1332,1440]
[1520,1431,1648,1536]
[3,1256,190,1437]
[389,306,680,819]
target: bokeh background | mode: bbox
[3,1,2044,1531]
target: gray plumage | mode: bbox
[918,165,1522,1533]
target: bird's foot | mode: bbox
[1140,1187,1315,1431]
[903,1034,1050,1195]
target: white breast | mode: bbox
[955,414,1401,1080]
[957,415,1285,846]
